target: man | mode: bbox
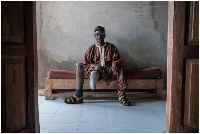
[65,26,131,106]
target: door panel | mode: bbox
[1,2,24,43]
[183,1,199,132]
[184,59,199,129]
[167,1,199,133]
[1,2,39,132]
[187,1,199,45]
[2,57,26,132]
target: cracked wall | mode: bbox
[36,1,168,89]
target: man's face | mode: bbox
[94,30,105,43]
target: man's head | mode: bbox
[94,26,105,33]
[94,26,106,44]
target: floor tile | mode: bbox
[39,99,63,113]
[78,123,109,133]
[132,113,165,124]
[150,106,166,114]
[44,122,78,133]
[56,103,83,114]
[38,96,45,105]
[51,113,81,122]
[40,128,46,133]
[39,100,63,107]
[104,101,121,106]
[105,105,131,114]
[80,113,108,123]
[39,113,55,122]
[109,122,144,133]
[134,99,166,107]
[82,104,106,114]
[107,112,136,123]
[157,113,166,121]
[138,121,166,133]
[39,105,60,113]
[39,122,49,129]
[83,99,111,104]
[128,106,155,114]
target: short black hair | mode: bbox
[94,26,105,33]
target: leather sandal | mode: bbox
[118,95,131,106]
[64,95,83,104]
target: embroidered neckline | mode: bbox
[95,42,106,66]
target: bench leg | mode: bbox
[45,79,52,100]
[155,79,163,99]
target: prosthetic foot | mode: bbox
[89,71,99,90]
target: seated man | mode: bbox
[65,26,131,106]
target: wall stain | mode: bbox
[40,2,44,35]
[149,1,166,44]
[38,46,77,88]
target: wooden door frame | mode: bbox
[166,1,199,132]
[166,1,185,132]
[26,2,40,132]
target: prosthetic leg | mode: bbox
[75,63,85,97]
[90,71,99,90]
[65,63,84,104]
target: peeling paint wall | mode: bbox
[37,1,168,89]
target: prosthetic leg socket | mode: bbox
[75,63,84,97]
[90,71,99,90]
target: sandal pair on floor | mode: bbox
[65,95,131,106]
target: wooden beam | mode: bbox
[50,79,158,90]
[51,92,157,98]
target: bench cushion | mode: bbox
[126,67,161,79]
[48,67,161,79]
[49,69,76,79]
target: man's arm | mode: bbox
[111,45,124,74]
[112,45,122,64]
[84,46,99,77]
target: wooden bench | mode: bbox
[45,67,163,100]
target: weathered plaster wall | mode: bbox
[37,1,168,89]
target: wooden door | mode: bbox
[1,2,39,132]
[167,1,199,132]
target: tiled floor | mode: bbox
[38,96,166,133]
